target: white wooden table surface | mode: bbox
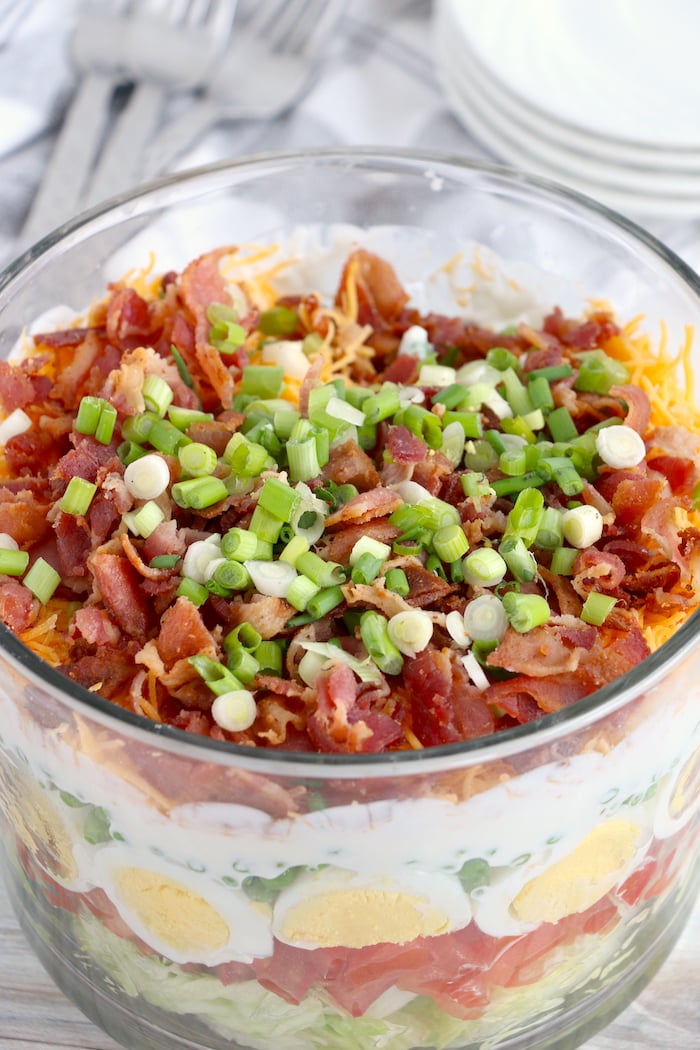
[0,875,697,1050]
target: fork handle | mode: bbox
[143,98,221,178]
[86,82,166,208]
[18,73,115,252]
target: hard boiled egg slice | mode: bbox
[272,866,472,950]
[94,846,273,965]
[472,818,649,938]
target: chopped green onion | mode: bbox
[295,551,346,588]
[526,374,555,411]
[359,610,404,675]
[170,344,195,389]
[461,472,495,502]
[595,424,646,468]
[306,585,345,620]
[550,546,579,576]
[75,396,103,435]
[211,690,257,731]
[351,552,385,585]
[500,368,532,415]
[273,409,301,440]
[502,591,551,633]
[526,363,574,382]
[177,576,210,605]
[167,406,214,431]
[148,417,191,456]
[224,433,272,477]
[23,557,60,604]
[59,477,97,516]
[463,593,508,642]
[241,365,284,399]
[349,535,392,566]
[118,441,148,466]
[171,476,228,510]
[432,523,469,562]
[286,573,321,611]
[279,534,310,566]
[499,535,537,582]
[121,411,158,444]
[249,504,284,544]
[287,437,321,483]
[464,439,498,472]
[212,560,251,591]
[178,442,218,477]
[0,549,29,576]
[385,568,409,596]
[442,410,483,439]
[387,609,433,657]
[486,346,520,371]
[394,404,442,449]
[224,622,263,654]
[221,527,258,562]
[491,471,546,498]
[504,487,544,547]
[142,375,173,417]
[259,306,299,336]
[244,558,296,598]
[431,382,469,409]
[485,428,508,455]
[190,654,245,695]
[462,547,507,588]
[362,384,401,425]
[227,648,260,685]
[418,363,456,387]
[124,452,170,500]
[546,406,578,443]
[561,505,604,548]
[257,477,301,522]
[128,500,165,538]
[499,447,528,476]
[535,507,564,550]
[149,554,180,569]
[581,591,618,626]
[574,350,629,395]
[94,402,117,444]
[255,640,283,675]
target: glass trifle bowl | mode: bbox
[0,150,698,1050]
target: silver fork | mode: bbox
[143,0,346,179]
[18,0,237,252]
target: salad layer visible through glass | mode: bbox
[0,229,698,1050]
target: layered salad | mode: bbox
[0,235,698,1049]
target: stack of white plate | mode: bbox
[434,0,700,220]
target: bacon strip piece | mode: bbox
[180,246,239,407]
[323,487,403,529]
[322,439,381,491]
[90,552,150,637]
[307,662,402,754]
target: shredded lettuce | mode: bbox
[72,903,631,1050]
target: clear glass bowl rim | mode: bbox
[2,145,700,775]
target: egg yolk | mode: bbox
[279,888,451,949]
[115,867,230,953]
[511,819,641,924]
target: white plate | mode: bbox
[443,0,700,151]
[435,27,700,219]
[439,24,700,199]
[438,0,700,173]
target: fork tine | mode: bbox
[272,0,345,55]
[197,0,240,36]
[241,0,292,42]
